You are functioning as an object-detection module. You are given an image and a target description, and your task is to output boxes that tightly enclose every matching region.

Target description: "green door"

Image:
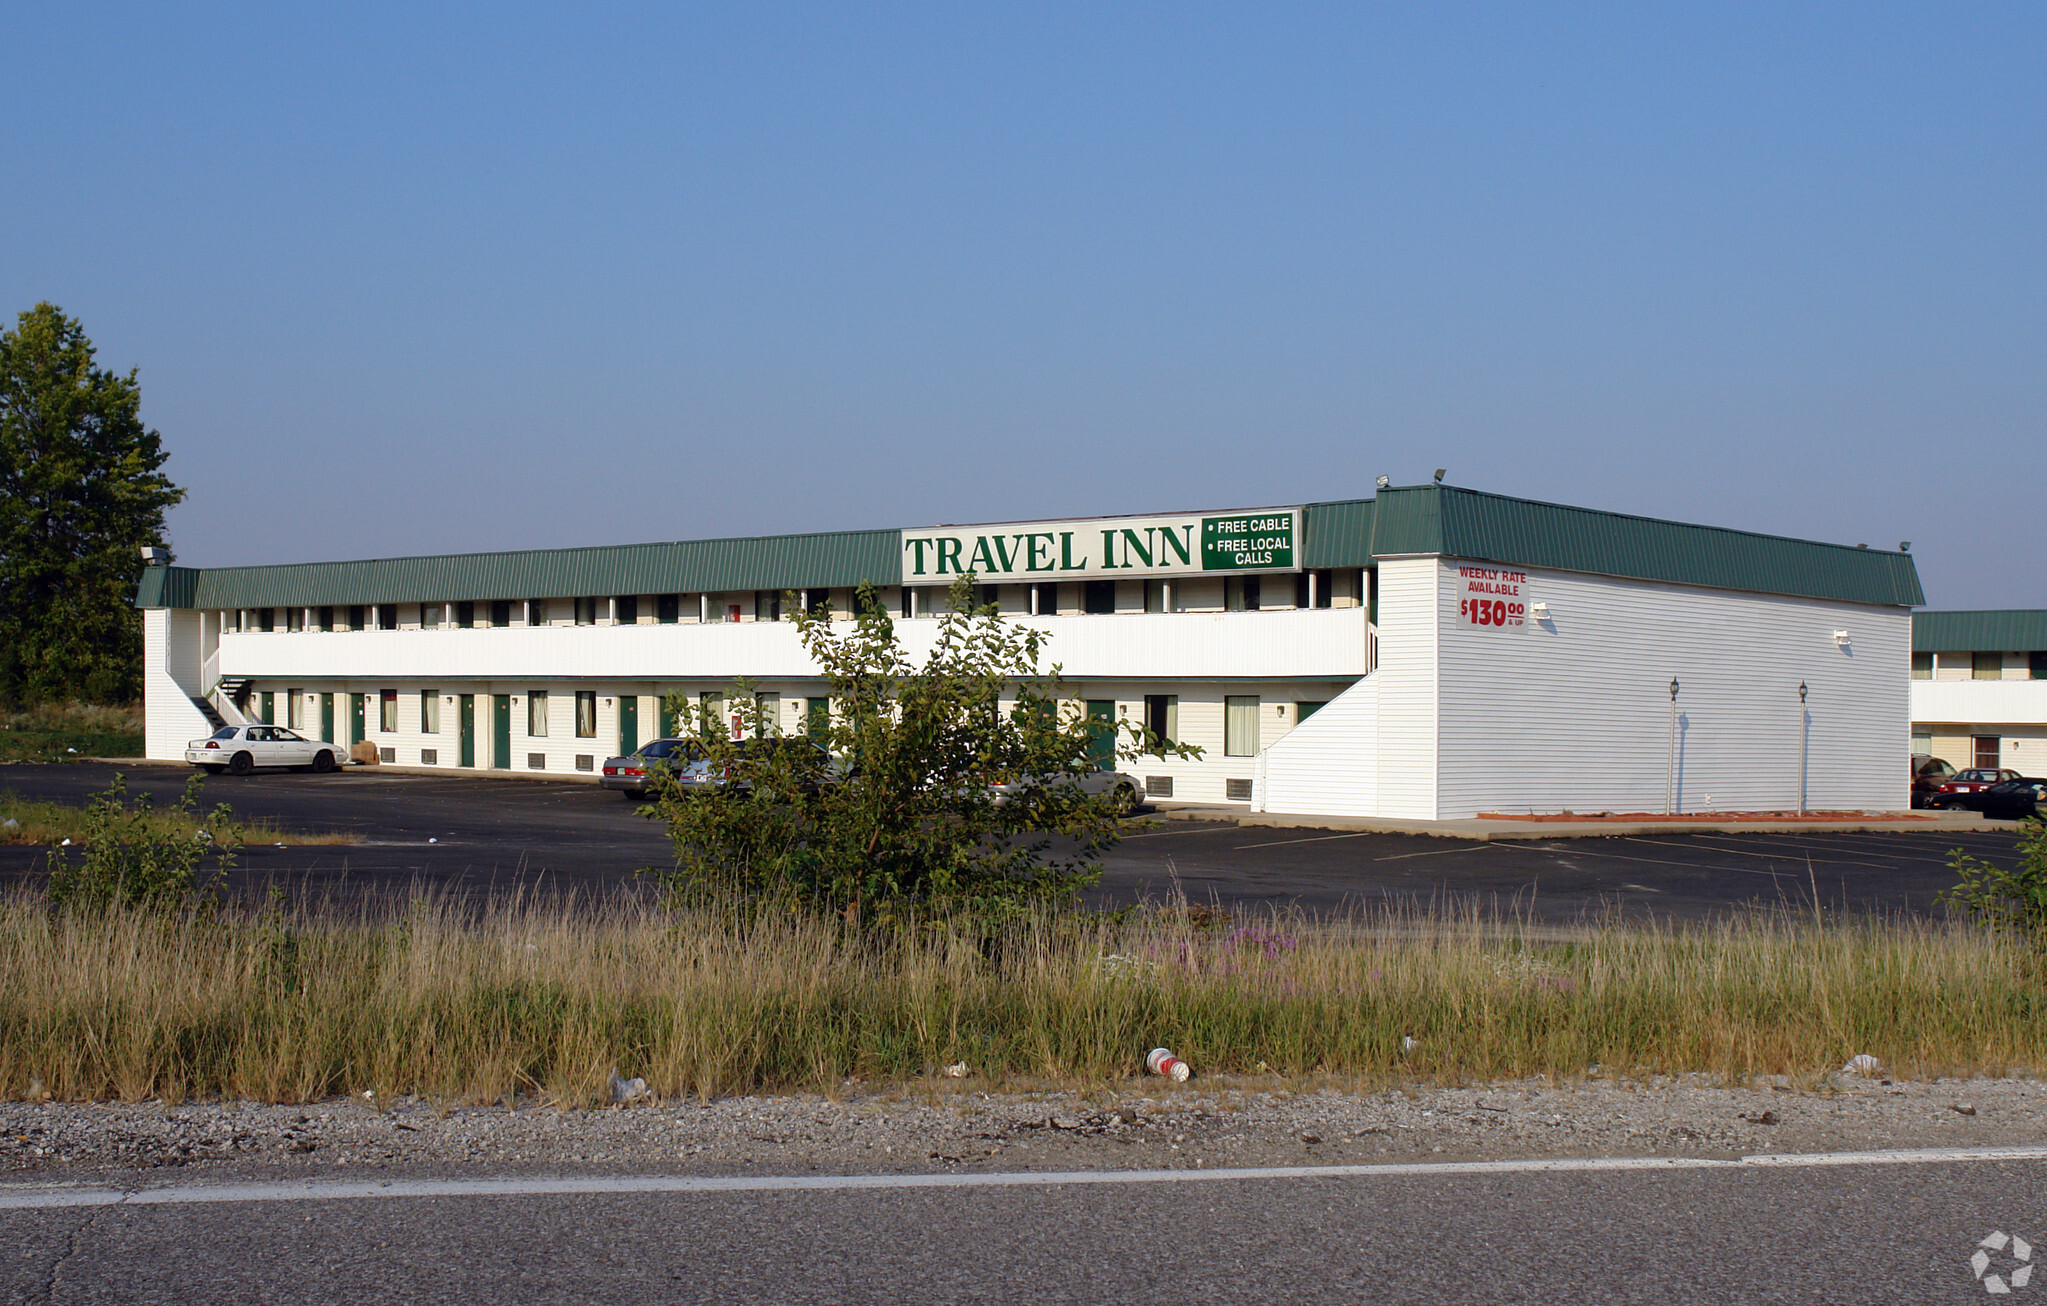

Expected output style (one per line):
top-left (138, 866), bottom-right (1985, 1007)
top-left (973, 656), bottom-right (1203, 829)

top-left (1085, 700), bottom-right (1116, 772)
top-left (619, 696), bottom-right (639, 754)
top-left (350, 694), bottom-right (366, 746)
top-left (320, 693), bottom-right (334, 743)
top-left (459, 695), bottom-right (476, 768)
top-left (492, 695), bottom-right (511, 769)
top-left (260, 691), bottom-right (274, 725)
top-left (806, 697), bottom-right (830, 742)
top-left (659, 696), bottom-right (678, 738)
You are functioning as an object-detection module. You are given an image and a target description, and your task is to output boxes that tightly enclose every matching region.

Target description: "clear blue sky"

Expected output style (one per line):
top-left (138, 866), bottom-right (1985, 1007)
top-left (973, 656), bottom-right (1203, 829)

top-left (4, 4), bottom-right (2041, 607)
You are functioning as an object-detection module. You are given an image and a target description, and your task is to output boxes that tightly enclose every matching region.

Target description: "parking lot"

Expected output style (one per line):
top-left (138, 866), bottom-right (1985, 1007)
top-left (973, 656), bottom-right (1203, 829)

top-left (0, 764), bottom-right (2025, 923)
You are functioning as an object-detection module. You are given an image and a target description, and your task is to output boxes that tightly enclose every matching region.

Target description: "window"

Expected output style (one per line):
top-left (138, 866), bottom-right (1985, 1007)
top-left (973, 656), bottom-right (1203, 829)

top-left (755, 591), bottom-right (781, 622)
top-left (531, 599), bottom-right (552, 626)
top-left (1143, 695), bottom-right (1178, 751)
top-left (258, 607), bottom-right (275, 632)
top-left (1974, 652), bottom-right (2004, 680)
top-left (1313, 569), bottom-right (1333, 609)
top-left (378, 605), bottom-right (396, 631)
top-left (379, 690), bottom-right (397, 733)
top-left (491, 601), bottom-right (511, 628)
top-left (977, 585), bottom-right (999, 610)
top-left (900, 587), bottom-right (914, 618)
top-left (1975, 735), bottom-right (2002, 770)
top-left (657, 594), bottom-right (680, 624)
top-left (1082, 580), bottom-right (1116, 615)
top-left (344, 605), bottom-right (362, 630)
top-left (457, 601), bottom-right (475, 628)
top-left (1911, 731), bottom-right (1932, 755)
top-left (1225, 576), bottom-right (1261, 611)
top-left (575, 597), bottom-right (596, 626)
top-left (616, 595), bottom-right (638, 625)
top-left (1032, 582), bottom-right (1059, 615)
top-left (1911, 652), bottom-right (1933, 680)
top-left (2032, 652), bottom-right (2047, 681)
top-left (420, 691), bottom-right (439, 734)
top-left (575, 691), bottom-right (597, 738)
top-left (286, 690), bottom-right (302, 729)
top-left (754, 692), bottom-right (781, 736)
top-left (700, 691), bottom-right (729, 738)
top-left (528, 691), bottom-right (549, 737)
top-left (1224, 695), bottom-right (1260, 757)
top-left (287, 608), bottom-right (304, 632)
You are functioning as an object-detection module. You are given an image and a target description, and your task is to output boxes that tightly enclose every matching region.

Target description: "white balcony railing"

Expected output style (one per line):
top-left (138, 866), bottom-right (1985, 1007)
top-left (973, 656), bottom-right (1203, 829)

top-left (1910, 678), bottom-right (2047, 727)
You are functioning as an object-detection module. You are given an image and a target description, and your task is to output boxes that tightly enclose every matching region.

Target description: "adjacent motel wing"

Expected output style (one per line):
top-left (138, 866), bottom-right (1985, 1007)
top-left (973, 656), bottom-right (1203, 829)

top-left (137, 484), bottom-right (1925, 821)
top-left (1909, 610), bottom-right (2047, 774)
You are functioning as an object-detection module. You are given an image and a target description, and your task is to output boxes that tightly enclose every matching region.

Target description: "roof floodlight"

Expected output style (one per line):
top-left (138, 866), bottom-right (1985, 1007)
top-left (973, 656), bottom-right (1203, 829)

top-left (1432, 468), bottom-right (1446, 484)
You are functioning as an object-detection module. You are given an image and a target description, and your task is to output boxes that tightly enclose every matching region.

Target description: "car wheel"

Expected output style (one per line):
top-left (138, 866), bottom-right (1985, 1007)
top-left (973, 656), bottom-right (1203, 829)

top-left (226, 751), bottom-right (255, 776)
top-left (1110, 781), bottom-right (1139, 815)
top-left (311, 750), bottom-right (336, 774)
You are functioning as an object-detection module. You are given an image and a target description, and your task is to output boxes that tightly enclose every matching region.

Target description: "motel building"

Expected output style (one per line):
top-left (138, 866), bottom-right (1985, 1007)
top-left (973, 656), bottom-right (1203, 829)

top-left (136, 484), bottom-right (1925, 821)
top-left (1908, 611), bottom-right (2047, 774)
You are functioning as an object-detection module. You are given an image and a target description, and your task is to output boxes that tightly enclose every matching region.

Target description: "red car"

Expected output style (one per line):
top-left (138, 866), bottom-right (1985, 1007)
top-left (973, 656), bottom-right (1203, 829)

top-left (1928, 767), bottom-right (2023, 811)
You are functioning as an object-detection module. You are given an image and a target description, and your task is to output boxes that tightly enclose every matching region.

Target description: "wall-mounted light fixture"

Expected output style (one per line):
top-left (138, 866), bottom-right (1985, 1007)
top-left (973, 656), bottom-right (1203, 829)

top-left (1275, 704), bottom-right (1286, 716)
top-left (1832, 630), bottom-right (1851, 647)
top-left (1531, 602), bottom-right (1549, 619)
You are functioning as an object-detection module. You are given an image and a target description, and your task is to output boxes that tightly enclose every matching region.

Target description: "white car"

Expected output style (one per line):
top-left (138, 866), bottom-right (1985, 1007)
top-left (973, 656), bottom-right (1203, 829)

top-left (187, 725), bottom-right (343, 775)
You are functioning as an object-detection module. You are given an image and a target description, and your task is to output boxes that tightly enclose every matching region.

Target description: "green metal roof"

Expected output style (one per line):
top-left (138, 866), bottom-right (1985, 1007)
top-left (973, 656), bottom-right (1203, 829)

top-left (144, 530), bottom-right (903, 609)
top-left (133, 487), bottom-right (1919, 610)
top-left (1301, 498), bottom-right (1373, 569)
top-left (1913, 610), bottom-right (2047, 652)
top-left (1367, 484), bottom-right (1923, 607)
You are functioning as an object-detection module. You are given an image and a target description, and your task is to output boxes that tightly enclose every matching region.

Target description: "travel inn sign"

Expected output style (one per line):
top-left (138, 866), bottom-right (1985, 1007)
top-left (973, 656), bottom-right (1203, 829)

top-left (901, 509), bottom-right (1301, 583)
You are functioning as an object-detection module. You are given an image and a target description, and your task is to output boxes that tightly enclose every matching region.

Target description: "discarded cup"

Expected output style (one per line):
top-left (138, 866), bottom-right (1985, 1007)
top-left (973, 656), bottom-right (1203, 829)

top-left (1842, 1054), bottom-right (1881, 1075)
top-left (941, 1062), bottom-right (970, 1078)
top-left (1147, 1047), bottom-right (1191, 1082)
top-left (610, 1072), bottom-right (649, 1104)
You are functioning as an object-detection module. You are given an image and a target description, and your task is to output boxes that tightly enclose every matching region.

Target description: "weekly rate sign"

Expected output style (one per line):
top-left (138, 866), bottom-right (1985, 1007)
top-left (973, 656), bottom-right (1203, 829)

top-left (901, 509), bottom-right (1300, 583)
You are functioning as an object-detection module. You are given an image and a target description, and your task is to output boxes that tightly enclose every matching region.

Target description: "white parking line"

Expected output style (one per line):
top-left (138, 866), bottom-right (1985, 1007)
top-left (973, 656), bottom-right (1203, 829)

top-left (1234, 832), bottom-right (1380, 849)
top-left (5, 1146), bottom-right (2044, 1210)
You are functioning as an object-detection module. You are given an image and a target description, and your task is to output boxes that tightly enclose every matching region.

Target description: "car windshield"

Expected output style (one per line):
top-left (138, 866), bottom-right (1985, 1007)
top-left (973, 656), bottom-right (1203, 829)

top-left (641, 740), bottom-right (703, 762)
top-left (210, 727), bottom-right (239, 741)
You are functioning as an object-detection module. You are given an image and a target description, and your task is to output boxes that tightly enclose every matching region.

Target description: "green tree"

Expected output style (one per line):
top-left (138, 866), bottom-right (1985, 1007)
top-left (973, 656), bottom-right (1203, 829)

top-left (0, 303), bottom-right (184, 703)
top-left (646, 574), bottom-right (1198, 918)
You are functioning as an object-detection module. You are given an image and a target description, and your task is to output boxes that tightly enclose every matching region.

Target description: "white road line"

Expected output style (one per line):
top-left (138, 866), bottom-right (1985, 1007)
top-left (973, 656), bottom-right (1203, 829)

top-left (1372, 844), bottom-right (1502, 862)
top-left (1234, 832), bottom-right (1380, 849)
top-left (6, 1146), bottom-right (2042, 1210)
top-left (1118, 826), bottom-right (1246, 840)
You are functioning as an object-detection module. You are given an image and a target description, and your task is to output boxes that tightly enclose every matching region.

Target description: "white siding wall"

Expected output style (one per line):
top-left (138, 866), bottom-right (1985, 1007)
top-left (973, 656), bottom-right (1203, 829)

top-left (143, 608), bottom-right (212, 761)
top-left (1252, 674), bottom-right (1380, 816)
top-left (216, 608), bottom-right (1370, 684)
top-left (1434, 560), bottom-right (1912, 817)
top-left (1370, 558), bottom-right (1441, 819)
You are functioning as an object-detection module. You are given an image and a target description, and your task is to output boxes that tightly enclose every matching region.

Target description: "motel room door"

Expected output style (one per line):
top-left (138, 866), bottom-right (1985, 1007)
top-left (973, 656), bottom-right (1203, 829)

top-left (619, 696), bottom-right (638, 754)
top-left (458, 695), bottom-right (476, 768)
top-left (492, 695), bottom-right (512, 769)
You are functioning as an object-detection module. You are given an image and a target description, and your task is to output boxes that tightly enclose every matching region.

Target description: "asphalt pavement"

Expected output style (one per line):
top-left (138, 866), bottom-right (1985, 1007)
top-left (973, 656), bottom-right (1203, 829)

top-left (5, 1153), bottom-right (2042, 1303)
top-left (0, 763), bottom-right (2023, 922)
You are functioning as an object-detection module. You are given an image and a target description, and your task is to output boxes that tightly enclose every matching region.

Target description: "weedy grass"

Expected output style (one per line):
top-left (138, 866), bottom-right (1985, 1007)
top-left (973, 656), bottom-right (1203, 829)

top-left (0, 793), bottom-right (360, 848)
top-left (0, 702), bottom-right (144, 763)
top-left (0, 891), bottom-right (2039, 1106)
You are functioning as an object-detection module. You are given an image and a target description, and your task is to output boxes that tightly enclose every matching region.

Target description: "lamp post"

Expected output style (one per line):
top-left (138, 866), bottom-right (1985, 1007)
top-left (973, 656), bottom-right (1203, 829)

top-left (1798, 680), bottom-right (1809, 815)
top-left (1666, 677), bottom-right (1680, 816)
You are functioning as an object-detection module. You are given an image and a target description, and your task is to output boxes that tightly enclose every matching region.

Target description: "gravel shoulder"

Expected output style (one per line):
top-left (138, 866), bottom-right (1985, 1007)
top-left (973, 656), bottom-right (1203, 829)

top-left (3, 1073), bottom-right (2039, 1188)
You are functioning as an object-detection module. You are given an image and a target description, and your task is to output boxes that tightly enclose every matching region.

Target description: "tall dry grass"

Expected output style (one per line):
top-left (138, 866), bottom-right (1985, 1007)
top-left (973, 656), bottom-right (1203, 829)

top-left (1, 890), bottom-right (2040, 1105)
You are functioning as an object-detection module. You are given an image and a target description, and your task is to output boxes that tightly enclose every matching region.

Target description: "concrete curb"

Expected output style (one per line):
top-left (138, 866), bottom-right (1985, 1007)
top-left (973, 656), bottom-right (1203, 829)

top-left (1142, 804), bottom-right (2009, 841)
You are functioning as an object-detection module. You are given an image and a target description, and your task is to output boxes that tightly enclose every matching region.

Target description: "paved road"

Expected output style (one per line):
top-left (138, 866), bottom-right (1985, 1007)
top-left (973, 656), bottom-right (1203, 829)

top-left (5, 1153), bottom-right (2041, 1302)
top-left (0, 764), bottom-right (2021, 922)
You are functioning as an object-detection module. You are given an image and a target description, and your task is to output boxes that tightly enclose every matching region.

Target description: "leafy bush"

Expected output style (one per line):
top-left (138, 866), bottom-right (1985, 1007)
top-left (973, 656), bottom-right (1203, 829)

top-left (45, 773), bottom-right (239, 912)
top-left (646, 574), bottom-right (1196, 916)
top-left (1942, 818), bottom-right (2047, 946)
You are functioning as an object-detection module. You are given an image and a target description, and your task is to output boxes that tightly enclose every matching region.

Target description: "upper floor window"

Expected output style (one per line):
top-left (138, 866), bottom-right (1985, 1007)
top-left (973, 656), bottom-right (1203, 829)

top-left (378, 605), bottom-right (397, 631)
top-left (1974, 652), bottom-right (2004, 681)
top-left (616, 595), bottom-right (638, 625)
top-left (1911, 652), bottom-right (1933, 680)
top-left (2033, 651), bottom-right (2047, 680)
top-left (456, 601), bottom-right (475, 628)
top-left (575, 597), bottom-right (597, 626)
top-left (319, 606), bottom-right (336, 632)
top-left (657, 594), bottom-right (681, 624)
top-left (491, 601), bottom-right (512, 628)
top-left (1083, 580), bottom-right (1116, 615)
top-left (347, 605), bottom-right (364, 631)
top-left (1225, 576), bottom-right (1261, 612)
